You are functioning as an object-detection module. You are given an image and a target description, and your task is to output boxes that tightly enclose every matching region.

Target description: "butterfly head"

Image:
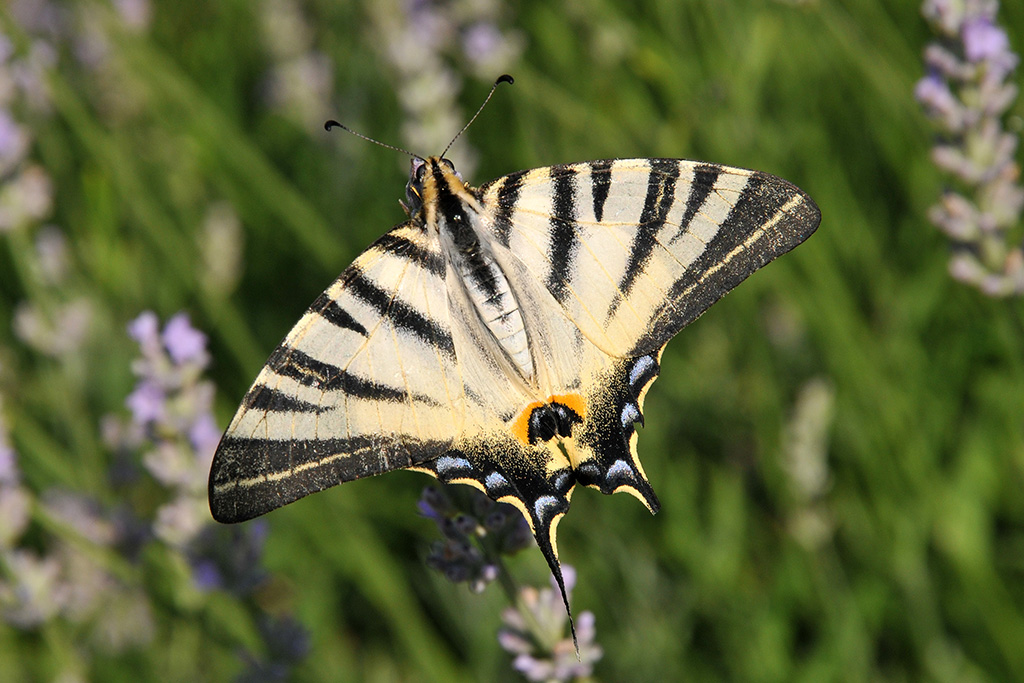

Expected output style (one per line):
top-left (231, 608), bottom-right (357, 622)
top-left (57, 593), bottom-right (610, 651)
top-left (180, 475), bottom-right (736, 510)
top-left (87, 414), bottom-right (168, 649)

top-left (402, 156), bottom-right (466, 218)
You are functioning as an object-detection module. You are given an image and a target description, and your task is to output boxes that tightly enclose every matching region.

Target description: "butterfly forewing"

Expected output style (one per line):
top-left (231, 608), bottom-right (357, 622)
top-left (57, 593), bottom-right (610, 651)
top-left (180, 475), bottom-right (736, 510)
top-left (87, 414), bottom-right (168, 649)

top-left (480, 159), bottom-right (819, 358)
top-left (210, 222), bottom-right (468, 523)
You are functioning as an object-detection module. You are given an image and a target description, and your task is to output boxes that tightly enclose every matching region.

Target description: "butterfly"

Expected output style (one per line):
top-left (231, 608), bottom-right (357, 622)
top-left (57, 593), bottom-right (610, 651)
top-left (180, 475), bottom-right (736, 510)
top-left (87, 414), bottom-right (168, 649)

top-left (208, 76), bottom-right (821, 638)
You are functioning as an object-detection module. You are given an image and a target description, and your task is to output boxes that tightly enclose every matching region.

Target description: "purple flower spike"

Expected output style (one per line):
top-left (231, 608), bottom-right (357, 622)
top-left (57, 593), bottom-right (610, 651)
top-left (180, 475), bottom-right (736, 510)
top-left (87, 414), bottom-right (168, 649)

top-left (420, 484), bottom-right (532, 592)
top-left (498, 563), bottom-right (603, 681)
top-left (188, 412), bottom-right (221, 464)
top-left (915, 73), bottom-right (963, 130)
top-left (161, 313), bottom-right (207, 365)
top-left (190, 558), bottom-right (224, 591)
top-left (0, 438), bottom-right (18, 486)
top-left (0, 34), bottom-right (12, 63)
top-left (125, 379), bottom-right (165, 425)
top-left (463, 23), bottom-right (502, 63)
top-left (918, 0), bottom-right (1024, 296)
top-left (0, 110), bottom-right (29, 175)
top-left (963, 19), bottom-right (1008, 63)
top-left (127, 311), bottom-right (160, 350)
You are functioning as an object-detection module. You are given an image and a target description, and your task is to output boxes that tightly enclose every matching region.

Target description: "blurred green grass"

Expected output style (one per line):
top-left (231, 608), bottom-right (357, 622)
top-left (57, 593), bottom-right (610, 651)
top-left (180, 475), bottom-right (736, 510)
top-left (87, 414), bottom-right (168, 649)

top-left (2, 0), bottom-right (1024, 681)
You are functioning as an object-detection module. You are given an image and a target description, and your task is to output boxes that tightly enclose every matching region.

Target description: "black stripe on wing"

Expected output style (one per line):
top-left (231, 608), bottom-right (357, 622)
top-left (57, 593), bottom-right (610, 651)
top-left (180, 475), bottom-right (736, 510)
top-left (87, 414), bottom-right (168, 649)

top-left (669, 163), bottom-right (721, 246)
top-left (489, 169), bottom-right (528, 247)
top-left (606, 159), bottom-right (681, 319)
top-left (260, 347), bottom-right (442, 406)
top-left (374, 231), bottom-right (447, 277)
top-left (347, 269), bottom-right (456, 357)
top-left (547, 166), bottom-right (580, 304)
top-left (589, 159), bottom-right (613, 222)
top-left (244, 387), bottom-right (324, 413)
top-left (315, 298), bottom-right (368, 336)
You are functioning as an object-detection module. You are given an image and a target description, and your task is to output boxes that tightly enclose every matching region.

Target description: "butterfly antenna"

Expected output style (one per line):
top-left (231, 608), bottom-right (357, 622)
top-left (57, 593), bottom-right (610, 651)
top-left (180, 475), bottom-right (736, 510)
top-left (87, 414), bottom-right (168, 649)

top-left (323, 120), bottom-right (424, 160)
top-left (440, 74), bottom-right (514, 158)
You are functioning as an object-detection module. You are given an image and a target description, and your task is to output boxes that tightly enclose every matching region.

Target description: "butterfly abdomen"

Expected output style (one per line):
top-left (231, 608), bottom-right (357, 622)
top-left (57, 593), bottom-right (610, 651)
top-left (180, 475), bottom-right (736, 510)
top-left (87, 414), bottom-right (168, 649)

top-left (425, 157), bottom-right (536, 382)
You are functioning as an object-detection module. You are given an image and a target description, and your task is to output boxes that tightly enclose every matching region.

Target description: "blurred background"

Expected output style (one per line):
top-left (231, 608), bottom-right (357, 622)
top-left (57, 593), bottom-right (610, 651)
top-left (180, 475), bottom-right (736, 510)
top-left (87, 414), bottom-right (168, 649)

top-left (2, 0), bottom-right (1024, 681)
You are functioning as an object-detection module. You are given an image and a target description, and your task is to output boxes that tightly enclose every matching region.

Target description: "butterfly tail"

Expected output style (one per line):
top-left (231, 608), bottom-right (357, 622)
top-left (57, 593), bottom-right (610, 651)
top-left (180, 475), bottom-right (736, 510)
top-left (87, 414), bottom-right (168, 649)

top-left (533, 522), bottom-right (579, 653)
top-left (419, 443), bottom-right (582, 649)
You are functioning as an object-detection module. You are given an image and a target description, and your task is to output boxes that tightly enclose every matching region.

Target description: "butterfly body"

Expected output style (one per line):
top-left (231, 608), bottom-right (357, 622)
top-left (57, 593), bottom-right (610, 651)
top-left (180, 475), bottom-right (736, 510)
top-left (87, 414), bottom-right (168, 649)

top-left (209, 152), bottom-right (820, 624)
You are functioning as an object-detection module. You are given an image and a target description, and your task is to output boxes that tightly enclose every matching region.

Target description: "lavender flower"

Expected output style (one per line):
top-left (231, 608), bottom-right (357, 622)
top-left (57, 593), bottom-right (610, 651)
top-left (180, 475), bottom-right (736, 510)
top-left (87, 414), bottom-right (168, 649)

top-left (187, 521), bottom-right (270, 595)
top-left (0, 399), bottom-right (30, 549)
top-left (118, 312), bottom-right (311, 675)
top-left (419, 483), bottom-right (532, 593)
top-left (113, 0), bottom-right (153, 32)
top-left (368, 0), bottom-right (523, 174)
top-left (259, 0), bottom-right (335, 131)
top-left (419, 484), bottom-right (600, 678)
top-left (917, 0), bottom-right (1024, 296)
top-left (123, 311), bottom-right (219, 547)
top-left (0, 404), bottom-right (153, 644)
top-left (498, 567), bottom-right (603, 682)
top-left (162, 312), bottom-right (209, 365)
top-left (0, 27), bottom-right (54, 223)
top-left (0, 109), bottom-right (29, 177)
top-left (39, 490), bottom-right (157, 652)
top-left (121, 311), bottom-right (261, 570)
top-left (126, 379), bottom-right (166, 425)
top-left (7, 0), bottom-right (67, 42)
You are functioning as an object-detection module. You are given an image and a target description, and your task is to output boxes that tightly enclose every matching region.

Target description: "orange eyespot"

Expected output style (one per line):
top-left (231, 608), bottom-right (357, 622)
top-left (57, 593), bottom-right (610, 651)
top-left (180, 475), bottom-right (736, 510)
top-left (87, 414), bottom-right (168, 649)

top-left (511, 400), bottom-right (546, 446)
top-left (548, 393), bottom-right (586, 421)
top-left (509, 394), bottom-right (587, 446)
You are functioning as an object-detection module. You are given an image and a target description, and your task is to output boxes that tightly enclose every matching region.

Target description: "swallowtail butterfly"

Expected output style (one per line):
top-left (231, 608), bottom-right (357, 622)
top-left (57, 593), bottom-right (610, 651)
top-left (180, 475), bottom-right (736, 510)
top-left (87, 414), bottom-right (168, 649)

top-left (208, 75), bottom-right (820, 635)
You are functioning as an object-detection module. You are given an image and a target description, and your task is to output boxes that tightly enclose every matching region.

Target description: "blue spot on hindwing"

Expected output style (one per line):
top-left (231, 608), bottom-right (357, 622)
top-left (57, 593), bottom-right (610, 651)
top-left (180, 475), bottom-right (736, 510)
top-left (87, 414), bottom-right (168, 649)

top-left (533, 495), bottom-right (561, 521)
top-left (484, 471), bottom-right (508, 491)
top-left (435, 455), bottom-right (472, 477)
top-left (629, 355), bottom-right (656, 388)
top-left (606, 459), bottom-right (631, 480)
top-left (620, 401), bottom-right (641, 428)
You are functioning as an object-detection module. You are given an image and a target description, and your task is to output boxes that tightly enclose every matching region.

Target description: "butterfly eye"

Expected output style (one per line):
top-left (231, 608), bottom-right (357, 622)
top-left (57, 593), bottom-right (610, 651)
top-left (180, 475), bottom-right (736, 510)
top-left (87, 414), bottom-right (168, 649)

top-left (440, 158), bottom-right (463, 182)
top-left (411, 158), bottom-right (427, 184)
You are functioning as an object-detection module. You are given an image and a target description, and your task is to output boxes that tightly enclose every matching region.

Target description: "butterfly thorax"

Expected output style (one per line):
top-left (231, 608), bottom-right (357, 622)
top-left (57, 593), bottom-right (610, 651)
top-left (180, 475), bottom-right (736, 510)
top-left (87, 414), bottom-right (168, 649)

top-left (411, 157), bottom-right (535, 382)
